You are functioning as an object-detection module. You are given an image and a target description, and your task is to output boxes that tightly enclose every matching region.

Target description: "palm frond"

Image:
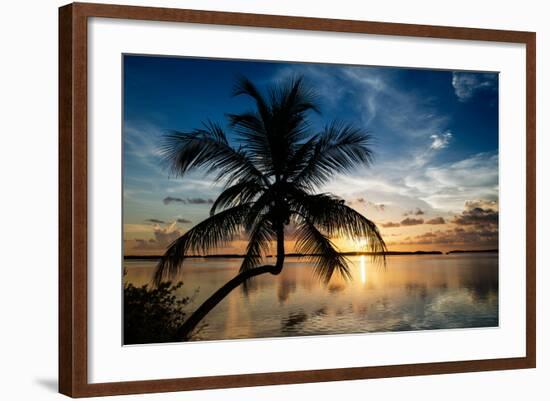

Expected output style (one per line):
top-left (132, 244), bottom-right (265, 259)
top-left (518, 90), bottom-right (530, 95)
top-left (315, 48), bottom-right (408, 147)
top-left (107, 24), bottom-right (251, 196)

top-left (153, 204), bottom-right (251, 286)
top-left (290, 190), bottom-right (387, 263)
top-left (240, 217), bottom-right (274, 273)
top-left (227, 111), bottom-right (274, 174)
top-left (268, 77), bottom-right (319, 174)
top-left (160, 121), bottom-right (265, 187)
top-left (243, 188), bottom-right (277, 231)
top-left (269, 76), bottom-right (320, 117)
top-left (232, 76), bottom-right (272, 124)
top-left (294, 220), bottom-right (351, 283)
top-left (292, 121), bottom-right (375, 190)
top-left (283, 134), bottom-right (319, 181)
top-left (231, 76), bottom-right (320, 178)
top-left (210, 180), bottom-right (265, 215)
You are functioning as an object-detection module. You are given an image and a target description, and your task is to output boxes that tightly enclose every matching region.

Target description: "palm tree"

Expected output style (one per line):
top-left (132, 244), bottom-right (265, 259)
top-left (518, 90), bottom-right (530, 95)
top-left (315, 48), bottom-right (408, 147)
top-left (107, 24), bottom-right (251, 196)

top-left (154, 76), bottom-right (387, 341)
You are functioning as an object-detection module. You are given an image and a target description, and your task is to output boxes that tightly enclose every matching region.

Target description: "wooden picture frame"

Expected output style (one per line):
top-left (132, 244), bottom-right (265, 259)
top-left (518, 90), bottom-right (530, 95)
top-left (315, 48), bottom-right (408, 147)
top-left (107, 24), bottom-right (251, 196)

top-left (59, 2), bottom-right (536, 397)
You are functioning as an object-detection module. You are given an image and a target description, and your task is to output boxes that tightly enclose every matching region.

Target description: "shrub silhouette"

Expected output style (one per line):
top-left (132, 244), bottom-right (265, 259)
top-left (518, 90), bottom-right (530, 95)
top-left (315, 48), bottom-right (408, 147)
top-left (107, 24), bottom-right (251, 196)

top-left (124, 281), bottom-right (196, 344)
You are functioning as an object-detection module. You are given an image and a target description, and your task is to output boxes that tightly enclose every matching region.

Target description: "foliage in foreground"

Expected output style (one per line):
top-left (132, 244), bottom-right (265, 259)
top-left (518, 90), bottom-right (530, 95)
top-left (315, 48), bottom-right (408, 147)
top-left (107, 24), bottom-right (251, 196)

top-left (123, 281), bottom-right (195, 344)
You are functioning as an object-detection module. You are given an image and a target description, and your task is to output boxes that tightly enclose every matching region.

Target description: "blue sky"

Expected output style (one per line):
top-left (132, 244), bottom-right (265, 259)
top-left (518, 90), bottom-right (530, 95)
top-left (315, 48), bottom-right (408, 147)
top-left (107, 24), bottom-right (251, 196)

top-left (123, 54), bottom-right (499, 255)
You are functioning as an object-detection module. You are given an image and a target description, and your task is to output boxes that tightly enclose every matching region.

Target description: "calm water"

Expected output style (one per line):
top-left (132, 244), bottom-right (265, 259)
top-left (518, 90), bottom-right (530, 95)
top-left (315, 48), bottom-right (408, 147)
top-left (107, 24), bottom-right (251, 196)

top-left (124, 254), bottom-right (498, 342)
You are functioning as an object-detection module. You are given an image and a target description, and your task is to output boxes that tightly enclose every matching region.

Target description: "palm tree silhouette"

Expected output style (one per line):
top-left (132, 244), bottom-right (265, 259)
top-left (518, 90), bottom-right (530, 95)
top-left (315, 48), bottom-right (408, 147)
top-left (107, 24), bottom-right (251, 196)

top-left (154, 76), bottom-right (386, 340)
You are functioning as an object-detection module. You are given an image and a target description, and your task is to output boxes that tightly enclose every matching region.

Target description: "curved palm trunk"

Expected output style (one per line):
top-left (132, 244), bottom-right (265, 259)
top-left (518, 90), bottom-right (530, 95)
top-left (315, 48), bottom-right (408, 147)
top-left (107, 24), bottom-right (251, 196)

top-left (173, 224), bottom-right (285, 341)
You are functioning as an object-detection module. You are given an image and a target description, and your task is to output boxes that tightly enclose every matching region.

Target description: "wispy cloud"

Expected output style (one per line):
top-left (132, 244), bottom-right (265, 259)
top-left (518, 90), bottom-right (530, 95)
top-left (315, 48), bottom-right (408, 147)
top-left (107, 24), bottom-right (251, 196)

top-left (452, 72), bottom-right (497, 102)
top-left (274, 63), bottom-right (450, 141)
top-left (405, 152), bottom-right (499, 211)
top-left (124, 123), bottom-right (165, 174)
top-left (342, 67), bottom-right (450, 139)
top-left (325, 150), bottom-right (498, 219)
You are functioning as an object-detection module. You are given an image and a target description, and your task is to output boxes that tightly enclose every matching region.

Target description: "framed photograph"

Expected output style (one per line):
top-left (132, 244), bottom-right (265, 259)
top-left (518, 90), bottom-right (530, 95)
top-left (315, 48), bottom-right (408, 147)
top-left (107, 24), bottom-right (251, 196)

top-left (59, 2), bottom-right (536, 397)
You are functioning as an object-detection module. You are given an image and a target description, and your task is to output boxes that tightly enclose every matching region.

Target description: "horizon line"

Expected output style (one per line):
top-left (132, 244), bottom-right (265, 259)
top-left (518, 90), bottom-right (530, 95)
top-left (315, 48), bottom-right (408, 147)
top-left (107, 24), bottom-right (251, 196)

top-left (124, 249), bottom-right (499, 259)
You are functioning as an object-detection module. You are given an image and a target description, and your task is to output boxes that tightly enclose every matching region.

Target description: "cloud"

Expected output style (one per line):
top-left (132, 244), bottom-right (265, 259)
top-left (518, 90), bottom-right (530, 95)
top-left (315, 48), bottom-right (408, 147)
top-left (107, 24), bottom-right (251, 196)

top-left (133, 221), bottom-right (182, 251)
top-left (163, 196), bottom-right (214, 205)
top-left (276, 63), bottom-right (450, 142)
top-left (187, 198), bottom-right (214, 204)
top-left (274, 64), bottom-right (496, 217)
top-left (452, 72), bottom-right (497, 102)
top-left (341, 67), bottom-right (450, 139)
top-left (452, 207), bottom-right (498, 226)
top-left (353, 198), bottom-right (385, 212)
top-left (404, 208), bottom-right (425, 216)
top-left (426, 217), bottom-right (446, 225)
top-left (401, 200), bottom-right (498, 247)
top-left (410, 131), bottom-right (453, 169)
top-left (451, 199), bottom-right (498, 227)
top-left (416, 232), bottom-right (437, 239)
top-left (123, 123), bottom-right (165, 175)
top-left (381, 221), bottom-right (401, 228)
top-left (324, 151), bottom-right (498, 226)
top-left (407, 152), bottom-right (499, 211)
top-left (145, 218), bottom-right (165, 224)
top-left (464, 199), bottom-right (498, 211)
top-left (403, 226), bottom-right (498, 246)
top-left (176, 218), bottom-right (192, 224)
top-left (163, 196), bottom-right (186, 205)
top-left (400, 217), bottom-right (424, 226)
top-left (430, 132), bottom-right (453, 150)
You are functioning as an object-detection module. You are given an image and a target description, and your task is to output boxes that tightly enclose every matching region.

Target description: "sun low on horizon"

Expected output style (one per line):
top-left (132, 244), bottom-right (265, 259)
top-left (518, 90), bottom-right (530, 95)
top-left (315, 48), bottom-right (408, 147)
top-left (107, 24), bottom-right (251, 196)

top-left (123, 55), bottom-right (498, 257)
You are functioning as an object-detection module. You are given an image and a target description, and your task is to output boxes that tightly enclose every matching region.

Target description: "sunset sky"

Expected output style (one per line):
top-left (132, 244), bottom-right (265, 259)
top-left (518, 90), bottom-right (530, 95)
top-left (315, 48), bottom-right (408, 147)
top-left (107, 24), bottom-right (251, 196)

top-left (123, 55), bottom-right (499, 256)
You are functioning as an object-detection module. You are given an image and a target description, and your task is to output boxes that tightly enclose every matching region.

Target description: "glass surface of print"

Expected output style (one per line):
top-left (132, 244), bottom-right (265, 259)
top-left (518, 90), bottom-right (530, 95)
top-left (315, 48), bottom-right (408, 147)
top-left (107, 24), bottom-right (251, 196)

top-left (123, 55), bottom-right (499, 345)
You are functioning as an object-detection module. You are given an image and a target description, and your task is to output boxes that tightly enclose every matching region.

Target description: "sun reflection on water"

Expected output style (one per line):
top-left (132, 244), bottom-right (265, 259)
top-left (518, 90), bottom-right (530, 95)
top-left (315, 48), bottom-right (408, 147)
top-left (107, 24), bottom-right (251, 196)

top-left (359, 255), bottom-right (367, 284)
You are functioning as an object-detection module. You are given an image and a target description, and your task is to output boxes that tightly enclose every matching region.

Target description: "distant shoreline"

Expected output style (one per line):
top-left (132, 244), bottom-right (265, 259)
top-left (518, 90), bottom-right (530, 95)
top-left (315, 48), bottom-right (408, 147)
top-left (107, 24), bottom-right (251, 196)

top-left (446, 249), bottom-right (498, 254)
top-left (124, 249), bottom-right (498, 260)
